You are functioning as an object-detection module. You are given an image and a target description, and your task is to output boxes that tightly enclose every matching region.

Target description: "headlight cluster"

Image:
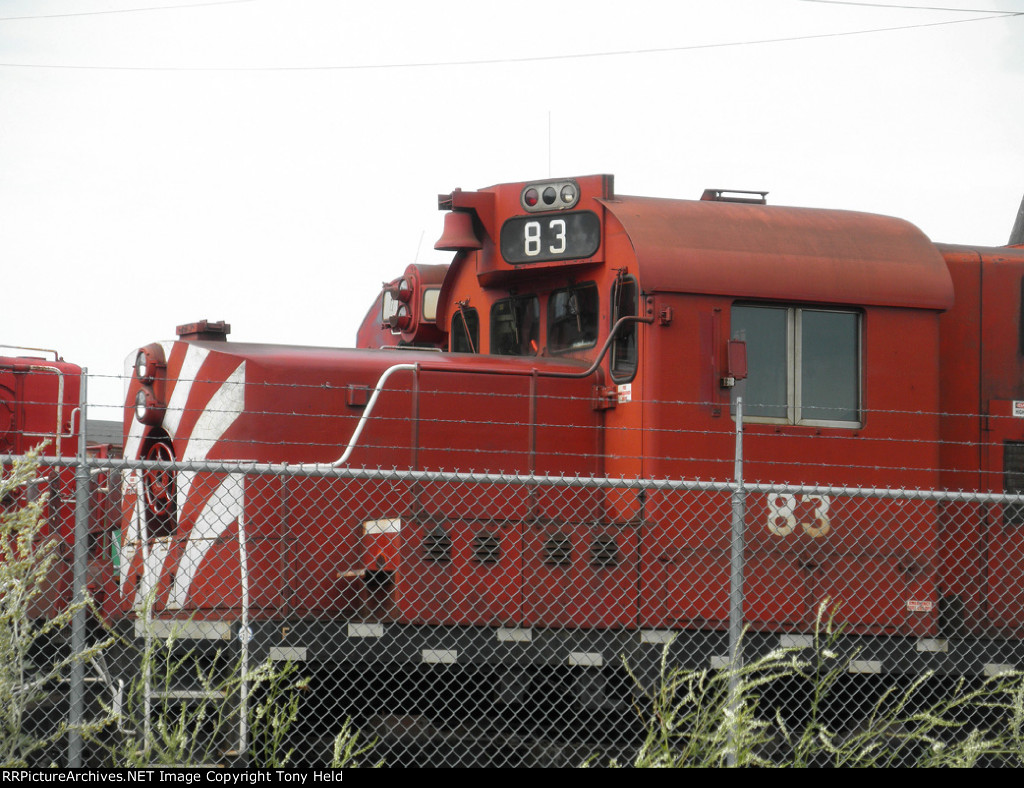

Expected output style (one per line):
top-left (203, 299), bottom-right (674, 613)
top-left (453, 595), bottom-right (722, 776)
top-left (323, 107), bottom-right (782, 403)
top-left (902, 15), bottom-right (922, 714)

top-left (133, 344), bottom-right (166, 425)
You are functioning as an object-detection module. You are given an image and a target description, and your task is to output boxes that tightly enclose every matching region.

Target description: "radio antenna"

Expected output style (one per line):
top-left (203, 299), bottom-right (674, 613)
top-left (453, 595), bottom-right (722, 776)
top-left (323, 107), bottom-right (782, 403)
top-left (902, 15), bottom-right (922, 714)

top-left (548, 111), bottom-right (552, 177)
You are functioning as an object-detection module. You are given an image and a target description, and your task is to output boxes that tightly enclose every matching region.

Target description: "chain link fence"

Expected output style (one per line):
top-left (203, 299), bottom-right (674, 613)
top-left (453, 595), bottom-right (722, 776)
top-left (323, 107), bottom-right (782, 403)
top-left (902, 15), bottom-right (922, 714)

top-left (6, 376), bottom-right (1024, 767)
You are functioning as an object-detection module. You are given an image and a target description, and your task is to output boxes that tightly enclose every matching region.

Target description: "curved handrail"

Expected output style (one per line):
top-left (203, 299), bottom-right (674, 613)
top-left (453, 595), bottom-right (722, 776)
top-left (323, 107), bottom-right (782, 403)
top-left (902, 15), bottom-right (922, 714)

top-left (298, 363), bottom-right (417, 470)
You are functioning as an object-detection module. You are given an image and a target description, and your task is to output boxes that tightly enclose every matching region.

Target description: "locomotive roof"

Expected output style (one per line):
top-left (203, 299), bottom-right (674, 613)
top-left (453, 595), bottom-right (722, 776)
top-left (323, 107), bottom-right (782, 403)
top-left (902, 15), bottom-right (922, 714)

top-left (600, 196), bottom-right (954, 311)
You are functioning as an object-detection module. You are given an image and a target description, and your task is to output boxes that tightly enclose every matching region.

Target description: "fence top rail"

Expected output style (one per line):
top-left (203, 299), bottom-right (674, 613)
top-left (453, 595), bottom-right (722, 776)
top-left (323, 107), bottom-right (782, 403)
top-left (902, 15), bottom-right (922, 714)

top-left (6, 452), bottom-right (1024, 505)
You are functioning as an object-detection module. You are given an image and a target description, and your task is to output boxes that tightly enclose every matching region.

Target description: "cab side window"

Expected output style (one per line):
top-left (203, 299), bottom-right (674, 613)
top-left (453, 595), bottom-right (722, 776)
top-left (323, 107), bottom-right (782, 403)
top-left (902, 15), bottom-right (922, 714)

top-left (610, 275), bottom-right (638, 382)
top-left (731, 304), bottom-right (860, 427)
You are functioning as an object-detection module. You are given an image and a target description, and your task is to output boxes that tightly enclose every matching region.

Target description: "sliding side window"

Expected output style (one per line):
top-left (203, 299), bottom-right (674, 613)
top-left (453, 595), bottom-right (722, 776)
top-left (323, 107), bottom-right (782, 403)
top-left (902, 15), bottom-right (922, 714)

top-left (731, 305), bottom-right (860, 427)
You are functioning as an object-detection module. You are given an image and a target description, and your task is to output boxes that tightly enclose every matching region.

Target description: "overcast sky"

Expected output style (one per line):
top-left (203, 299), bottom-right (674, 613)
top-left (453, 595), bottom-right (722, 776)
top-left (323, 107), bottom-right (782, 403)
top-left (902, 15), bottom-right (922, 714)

top-left (1, 0), bottom-right (1022, 418)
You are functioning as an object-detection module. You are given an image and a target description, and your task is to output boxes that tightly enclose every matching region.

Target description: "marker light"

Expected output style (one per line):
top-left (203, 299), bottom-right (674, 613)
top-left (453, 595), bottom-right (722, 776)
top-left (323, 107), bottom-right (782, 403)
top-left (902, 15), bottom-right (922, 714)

top-left (519, 179), bottom-right (580, 212)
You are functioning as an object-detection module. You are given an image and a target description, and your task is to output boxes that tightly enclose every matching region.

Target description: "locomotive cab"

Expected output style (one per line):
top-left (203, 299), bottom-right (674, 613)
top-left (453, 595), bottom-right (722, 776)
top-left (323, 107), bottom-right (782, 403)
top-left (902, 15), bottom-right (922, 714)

top-left (428, 174), bottom-right (955, 634)
top-left (430, 175), bottom-right (952, 475)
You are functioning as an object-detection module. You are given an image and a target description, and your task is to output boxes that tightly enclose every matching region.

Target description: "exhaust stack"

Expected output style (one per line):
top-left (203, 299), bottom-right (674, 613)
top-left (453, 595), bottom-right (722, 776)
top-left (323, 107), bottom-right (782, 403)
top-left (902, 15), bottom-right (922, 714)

top-left (1010, 193), bottom-right (1024, 247)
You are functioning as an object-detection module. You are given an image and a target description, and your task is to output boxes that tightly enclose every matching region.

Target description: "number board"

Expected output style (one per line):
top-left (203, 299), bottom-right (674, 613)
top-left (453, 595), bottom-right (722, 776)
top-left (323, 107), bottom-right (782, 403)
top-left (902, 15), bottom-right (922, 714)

top-left (499, 211), bottom-right (601, 265)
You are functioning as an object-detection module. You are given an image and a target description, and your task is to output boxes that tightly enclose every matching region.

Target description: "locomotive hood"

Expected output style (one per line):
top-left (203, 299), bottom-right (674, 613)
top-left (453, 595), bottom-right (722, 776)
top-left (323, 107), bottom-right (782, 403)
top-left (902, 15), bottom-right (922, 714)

top-left (599, 196), bottom-right (954, 311)
top-left (123, 340), bottom-right (596, 466)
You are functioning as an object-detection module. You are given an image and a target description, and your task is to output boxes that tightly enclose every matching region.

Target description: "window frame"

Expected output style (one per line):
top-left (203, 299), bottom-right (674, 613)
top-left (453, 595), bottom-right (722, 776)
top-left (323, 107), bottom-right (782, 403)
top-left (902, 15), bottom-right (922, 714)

top-left (731, 304), bottom-right (862, 429)
top-left (1004, 441), bottom-right (1024, 527)
top-left (422, 288), bottom-right (441, 323)
top-left (610, 274), bottom-right (639, 383)
top-left (490, 294), bottom-right (540, 356)
top-left (546, 281), bottom-right (599, 355)
top-left (450, 306), bottom-right (479, 354)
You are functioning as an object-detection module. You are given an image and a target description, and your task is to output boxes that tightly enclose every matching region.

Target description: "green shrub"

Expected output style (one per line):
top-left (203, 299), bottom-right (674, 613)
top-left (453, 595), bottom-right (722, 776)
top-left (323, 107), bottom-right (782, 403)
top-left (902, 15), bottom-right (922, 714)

top-left (625, 606), bottom-right (1024, 768)
top-left (0, 449), bottom-right (110, 766)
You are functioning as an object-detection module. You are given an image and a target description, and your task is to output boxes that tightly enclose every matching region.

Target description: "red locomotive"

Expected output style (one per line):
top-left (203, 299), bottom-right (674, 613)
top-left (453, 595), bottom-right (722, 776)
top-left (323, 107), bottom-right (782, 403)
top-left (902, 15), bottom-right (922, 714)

top-left (113, 174), bottom-right (1024, 723)
top-left (0, 349), bottom-right (82, 462)
top-left (0, 349), bottom-right (119, 617)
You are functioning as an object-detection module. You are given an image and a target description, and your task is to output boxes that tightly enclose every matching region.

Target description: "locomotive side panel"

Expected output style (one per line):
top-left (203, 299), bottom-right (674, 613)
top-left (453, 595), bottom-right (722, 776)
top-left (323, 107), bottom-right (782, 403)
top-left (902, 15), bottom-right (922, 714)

top-left (951, 245), bottom-right (1024, 633)
top-left (636, 272), bottom-right (944, 635)
top-left (394, 368), bottom-right (530, 625)
top-left (935, 245), bottom-right (1024, 636)
top-left (392, 368), bottom-right (622, 627)
top-left (934, 250), bottom-right (987, 635)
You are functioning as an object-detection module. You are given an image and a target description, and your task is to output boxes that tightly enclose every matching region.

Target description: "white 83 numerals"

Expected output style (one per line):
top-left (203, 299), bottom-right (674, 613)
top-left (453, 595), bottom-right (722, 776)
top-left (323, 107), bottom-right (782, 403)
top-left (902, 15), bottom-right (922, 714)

top-left (766, 493), bottom-right (831, 537)
top-left (523, 219), bottom-right (567, 257)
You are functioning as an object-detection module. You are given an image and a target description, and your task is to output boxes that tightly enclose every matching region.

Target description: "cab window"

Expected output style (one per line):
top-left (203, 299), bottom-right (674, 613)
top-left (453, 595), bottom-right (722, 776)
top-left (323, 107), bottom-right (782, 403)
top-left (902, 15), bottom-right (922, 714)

top-left (451, 307), bottom-right (479, 353)
top-left (423, 288), bottom-right (441, 322)
top-left (731, 304), bottom-right (861, 427)
top-left (610, 275), bottom-right (638, 382)
top-left (548, 282), bottom-right (598, 354)
top-left (491, 296), bottom-right (539, 356)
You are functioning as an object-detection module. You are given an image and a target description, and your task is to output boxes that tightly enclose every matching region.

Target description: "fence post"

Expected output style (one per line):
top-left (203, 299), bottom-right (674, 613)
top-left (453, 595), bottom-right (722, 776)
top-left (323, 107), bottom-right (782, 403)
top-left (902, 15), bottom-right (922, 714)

top-left (727, 396), bottom-right (746, 767)
top-left (68, 370), bottom-right (89, 767)
top-left (237, 500), bottom-right (250, 765)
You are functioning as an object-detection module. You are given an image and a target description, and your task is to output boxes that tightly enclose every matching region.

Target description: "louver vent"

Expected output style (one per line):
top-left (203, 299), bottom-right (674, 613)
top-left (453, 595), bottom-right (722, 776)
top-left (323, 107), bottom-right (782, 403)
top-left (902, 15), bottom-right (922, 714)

top-left (590, 535), bottom-right (619, 568)
top-left (423, 526), bottom-right (452, 562)
top-left (472, 532), bottom-right (501, 564)
top-left (543, 533), bottom-right (572, 567)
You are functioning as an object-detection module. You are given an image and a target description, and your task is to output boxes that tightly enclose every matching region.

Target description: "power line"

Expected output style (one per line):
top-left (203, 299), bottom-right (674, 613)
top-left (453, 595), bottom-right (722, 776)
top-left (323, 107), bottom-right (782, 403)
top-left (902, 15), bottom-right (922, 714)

top-left (801, 1), bottom-right (1019, 12)
top-left (0, 8), bottom-right (1019, 71)
top-left (0, 0), bottom-right (255, 22)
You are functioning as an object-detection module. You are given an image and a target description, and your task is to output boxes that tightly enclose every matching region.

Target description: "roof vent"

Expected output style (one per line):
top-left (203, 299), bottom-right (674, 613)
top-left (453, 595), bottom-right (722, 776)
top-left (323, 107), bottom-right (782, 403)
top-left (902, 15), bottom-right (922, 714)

top-left (700, 189), bottom-right (768, 205)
